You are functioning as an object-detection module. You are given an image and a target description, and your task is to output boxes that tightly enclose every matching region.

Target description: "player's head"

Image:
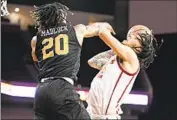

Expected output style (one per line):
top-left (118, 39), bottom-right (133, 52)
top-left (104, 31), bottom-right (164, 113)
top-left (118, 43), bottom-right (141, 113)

top-left (126, 25), bottom-right (163, 68)
top-left (31, 2), bottom-right (71, 31)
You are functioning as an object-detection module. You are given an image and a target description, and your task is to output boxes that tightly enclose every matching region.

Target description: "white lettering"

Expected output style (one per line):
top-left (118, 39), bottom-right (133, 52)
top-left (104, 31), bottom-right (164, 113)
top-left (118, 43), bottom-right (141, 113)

top-left (40, 26), bottom-right (68, 36)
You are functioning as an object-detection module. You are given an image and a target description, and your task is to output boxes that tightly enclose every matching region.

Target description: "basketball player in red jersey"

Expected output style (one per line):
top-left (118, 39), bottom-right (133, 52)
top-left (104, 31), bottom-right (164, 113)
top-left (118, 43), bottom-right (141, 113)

top-left (86, 25), bottom-right (163, 119)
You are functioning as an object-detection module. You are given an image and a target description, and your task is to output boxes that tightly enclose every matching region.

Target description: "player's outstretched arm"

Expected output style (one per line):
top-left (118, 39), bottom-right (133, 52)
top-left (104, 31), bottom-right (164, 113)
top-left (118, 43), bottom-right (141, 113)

top-left (88, 50), bottom-right (115, 70)
top-left (31, 36), bottom-right (40, 69)
top-left (74, 22), bottom-right (115, 46)
top-left (31, 36), bottom-right (38, 62)
top-left (98, 28), bottom-right (135, 63)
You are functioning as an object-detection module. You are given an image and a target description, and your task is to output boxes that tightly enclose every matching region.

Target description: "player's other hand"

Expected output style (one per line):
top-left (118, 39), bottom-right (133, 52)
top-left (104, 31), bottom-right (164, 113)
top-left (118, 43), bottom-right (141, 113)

top-left (99, 22), bottom-right (116, 35)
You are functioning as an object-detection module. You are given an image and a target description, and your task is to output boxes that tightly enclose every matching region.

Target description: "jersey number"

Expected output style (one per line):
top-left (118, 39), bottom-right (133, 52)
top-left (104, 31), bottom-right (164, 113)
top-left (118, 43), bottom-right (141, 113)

top-left (42, 34), bottom-right (69, 60)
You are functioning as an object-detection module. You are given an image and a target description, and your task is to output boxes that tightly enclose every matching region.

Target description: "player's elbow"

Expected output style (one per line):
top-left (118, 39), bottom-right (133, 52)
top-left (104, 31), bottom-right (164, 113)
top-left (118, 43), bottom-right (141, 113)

top-left (87, 59), bottom-right (101, 70)
top-left (87, 59), bottom-right (93, 67)
top-left (88, 60), bottom-right (95, 69)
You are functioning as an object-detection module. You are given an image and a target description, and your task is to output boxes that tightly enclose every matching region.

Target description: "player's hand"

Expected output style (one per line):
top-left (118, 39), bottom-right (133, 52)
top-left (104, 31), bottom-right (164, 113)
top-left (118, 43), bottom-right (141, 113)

top-left (104, 23), bottom-right (116, 35)
top-left (99, 23), bottom-right (116, 35)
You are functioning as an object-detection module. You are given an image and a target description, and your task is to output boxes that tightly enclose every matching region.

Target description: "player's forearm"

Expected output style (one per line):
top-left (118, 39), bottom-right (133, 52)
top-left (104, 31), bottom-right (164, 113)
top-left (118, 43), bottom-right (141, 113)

top-left (84, 23), bottom-right (106, 38)
top-left (74, 22), bottom-right (114, 46)
top-left (98, 29), bottom-right (128, 61)
top-left (84, 22), bottom-right (113, 38)
top-left (84, 23), bottom-right (99, 37)
top-left (99, 30), bottom-right (120, 52)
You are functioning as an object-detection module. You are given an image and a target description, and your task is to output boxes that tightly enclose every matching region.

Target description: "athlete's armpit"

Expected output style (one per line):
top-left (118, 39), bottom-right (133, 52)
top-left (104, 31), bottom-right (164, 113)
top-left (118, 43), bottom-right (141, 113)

top-left (88, 50), bottom-right (115, 70)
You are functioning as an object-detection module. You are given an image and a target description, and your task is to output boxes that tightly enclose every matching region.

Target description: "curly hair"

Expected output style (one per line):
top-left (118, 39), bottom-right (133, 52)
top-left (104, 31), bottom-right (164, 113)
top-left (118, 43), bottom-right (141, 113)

top-left (132, 31), bottom-right (163, 68)
top-left (31, 2), bottom-right (72, 31)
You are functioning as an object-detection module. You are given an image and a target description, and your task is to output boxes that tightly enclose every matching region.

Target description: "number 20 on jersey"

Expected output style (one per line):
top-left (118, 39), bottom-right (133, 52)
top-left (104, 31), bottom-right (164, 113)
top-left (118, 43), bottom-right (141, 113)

top-left (42, 34), bottom-right (69, 60)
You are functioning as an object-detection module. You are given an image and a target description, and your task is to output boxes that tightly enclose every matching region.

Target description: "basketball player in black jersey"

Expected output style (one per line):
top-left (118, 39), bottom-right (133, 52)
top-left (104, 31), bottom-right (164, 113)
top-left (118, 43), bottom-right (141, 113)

top-left (30, 2), bottom-right (115, 120)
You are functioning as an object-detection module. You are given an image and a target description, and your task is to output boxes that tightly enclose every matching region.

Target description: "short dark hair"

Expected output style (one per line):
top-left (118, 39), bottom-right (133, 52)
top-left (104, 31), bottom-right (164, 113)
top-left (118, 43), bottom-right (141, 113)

top-left (31, 2), bottom-right (72, 31)
top-left (133, 31), bottom-right (163, 68)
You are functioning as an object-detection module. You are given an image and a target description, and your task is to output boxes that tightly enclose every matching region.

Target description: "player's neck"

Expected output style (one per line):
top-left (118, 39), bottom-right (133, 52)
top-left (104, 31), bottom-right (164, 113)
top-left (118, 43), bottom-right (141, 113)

top-left (122, 40), bottom-right (133, 48)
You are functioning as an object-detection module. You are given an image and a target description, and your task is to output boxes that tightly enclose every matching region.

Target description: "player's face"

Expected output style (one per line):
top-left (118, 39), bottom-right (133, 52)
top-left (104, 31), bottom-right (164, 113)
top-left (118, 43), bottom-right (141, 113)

top-left (126, 30), bottom-right (142, 49)
top-left (126, 25), bottom-right (151, 51)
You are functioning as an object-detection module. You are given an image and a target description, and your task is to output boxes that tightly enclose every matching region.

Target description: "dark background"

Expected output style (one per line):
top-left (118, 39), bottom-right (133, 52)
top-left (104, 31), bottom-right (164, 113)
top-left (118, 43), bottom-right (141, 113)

top-left (1, 0), bottom-right (177, 120)
top-left (8, 0), bottom-right (115, 15)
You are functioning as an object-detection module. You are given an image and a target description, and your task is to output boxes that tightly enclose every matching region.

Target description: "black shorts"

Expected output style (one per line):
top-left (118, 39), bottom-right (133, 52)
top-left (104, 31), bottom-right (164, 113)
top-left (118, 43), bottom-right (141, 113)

top-left (34, 78), bottom-right (90, 120)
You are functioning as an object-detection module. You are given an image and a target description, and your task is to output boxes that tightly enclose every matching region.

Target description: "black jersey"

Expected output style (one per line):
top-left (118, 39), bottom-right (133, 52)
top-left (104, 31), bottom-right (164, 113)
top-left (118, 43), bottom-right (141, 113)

top-left (35, 24), bottom-right (81, 81)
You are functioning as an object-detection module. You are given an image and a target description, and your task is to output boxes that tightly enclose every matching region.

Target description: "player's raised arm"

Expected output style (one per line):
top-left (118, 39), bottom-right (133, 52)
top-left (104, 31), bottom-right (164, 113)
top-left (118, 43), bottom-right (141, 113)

top-left (74, 22), bottom-right (115, 46)
top-left (31, 36), bottom-right (40, 69)
top-left (88, 50), bottom-right (115, 70)
top-left (98, 27), bottom-right (135, 63)
top-left (31, 36), bottom-right (38, 62)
